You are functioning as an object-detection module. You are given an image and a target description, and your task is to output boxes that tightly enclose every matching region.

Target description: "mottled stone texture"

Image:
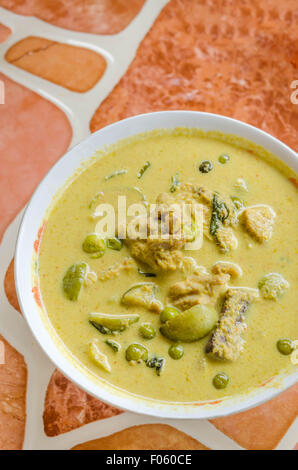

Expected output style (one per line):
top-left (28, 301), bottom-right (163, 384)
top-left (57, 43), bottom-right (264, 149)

top-left (0, 23), bottom-right (10, 42)
top-left (0, 0), bottom-right (146, 34)
top-left (0, 73), bottom-right (72, 241)
top-left (0, 336), bottom-right (27, 450)
top-left (211, 384), bottom-right (298, 450)
top-left (43, 370), bottom-right (122, 437)
top-left (1, 0), bottom-right (297, 450)
top-left (91, 0), bottom-right (298, 151)
top-left (72, 424), bottom-right (209, 450)
top-left (4, 259), bottom-right (21, 314)
top-left (5, 37), bottom-right (107, 92)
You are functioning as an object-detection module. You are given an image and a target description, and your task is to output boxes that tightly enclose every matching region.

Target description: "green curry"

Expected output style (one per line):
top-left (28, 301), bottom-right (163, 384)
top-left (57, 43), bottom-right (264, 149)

top-left (38, 130), bottom-right (297, 402)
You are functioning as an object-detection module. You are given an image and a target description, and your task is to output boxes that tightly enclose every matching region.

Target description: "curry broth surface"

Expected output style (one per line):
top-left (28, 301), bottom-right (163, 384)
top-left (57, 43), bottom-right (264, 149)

top-left (38, 131), bottom-right (297, 402)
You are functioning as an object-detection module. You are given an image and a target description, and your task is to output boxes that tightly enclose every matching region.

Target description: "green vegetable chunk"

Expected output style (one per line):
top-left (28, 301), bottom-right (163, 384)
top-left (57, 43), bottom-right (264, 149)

top-left (218, 154), bottom-right (230, 164)
top-left (213, 373), bottom-right (229, 389)
top-left (258, 273), bottom-right (289, 300)
top-left (90, 322), bottom-right (111, 335)
top-left (82, 234), bottom-right (105, 257)
top-left (139, 322), bottom-right (156, 339)
top-left (62, 262), bottom-right (88, 301)
top-left (107, 237), bottom-right (123, 251)
top-left (121, 282), bottom-right (163, 313)
top-left (160, 306), bottom-right (180, 323)
top-left (105, 339), bottom-right (121, 352)
top-left (89, 312), bottom-right (139, 333)
top-left (168, 344), bottom-right (184, 360)
top-left (125, 343), bottom-right (148, 362)
top-left (277, 339), bottom-right (294, 356)
top-left (199, 160), bottom-right (213, 173)
top-left (89, 340), bottom-right (111, 372)
top-left (160, 305), bottom-right (218, 342)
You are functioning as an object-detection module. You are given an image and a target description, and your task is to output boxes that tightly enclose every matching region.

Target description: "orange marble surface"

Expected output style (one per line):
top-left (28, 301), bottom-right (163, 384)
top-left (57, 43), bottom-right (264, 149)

top-left (0, 73), bottom-right (72, 242)
top-left (1, 0), bottom-right (297, 451)
top-left (0, 0), bottom-right (146, 35)
top-left (6, 37), bottom-right (107, 92)
top-left (211, 384), bottom-right (298, 450)
top-left (72, 424), bottom-right (209, 450)
top-left (0, 336), bottom-right (27, 450)
top-left (43, 369), bottom-right (121, 437)
top-left (0, 23), bottom-right (10, 42)
top-left (4, 259), bottom-right (20, 314)
top-left (91, 0), bottom-right (298, 152)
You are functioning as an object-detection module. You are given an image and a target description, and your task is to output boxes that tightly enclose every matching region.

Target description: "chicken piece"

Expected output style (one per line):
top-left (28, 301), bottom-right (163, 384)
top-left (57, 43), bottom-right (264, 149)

top-left (155, 192), bottom-right (175, 205)
top-left (180, 257), bottom-right (208, 276)
top-left (168, 271), bottom-right (230, 311)
top-left (126, 237), bottom-right (184, 271)
top-left (98, 257), bottom-right (135, 281)
top-left (125, 193), bottom-right (186, 271)
top-left (242, 205), bottom-right (276, 242)
top-left (205, 287), bottom-right (259, 361)
top-left (211, 261), bottom-right (242, 278)
top-left (176, 183), bottom-right (213, 206)
top-left (215, 226), bottom-right (238, 252)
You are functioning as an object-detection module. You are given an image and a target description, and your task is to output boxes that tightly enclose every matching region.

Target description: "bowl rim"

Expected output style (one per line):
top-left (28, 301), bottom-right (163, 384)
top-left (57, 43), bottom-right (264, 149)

top-left (15, 110), bottom-right (298, 419)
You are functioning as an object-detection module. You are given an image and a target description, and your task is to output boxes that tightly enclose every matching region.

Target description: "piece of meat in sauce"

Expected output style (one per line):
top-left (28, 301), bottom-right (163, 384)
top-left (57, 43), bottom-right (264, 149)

top-left (205, 287), bottom-right (259, 361)
top-left (125, 193), bottom-right (186, 271)
top-left (242, 205), bottom-right (276, 242)
top-left (167, 270), bottom-right (230, 311)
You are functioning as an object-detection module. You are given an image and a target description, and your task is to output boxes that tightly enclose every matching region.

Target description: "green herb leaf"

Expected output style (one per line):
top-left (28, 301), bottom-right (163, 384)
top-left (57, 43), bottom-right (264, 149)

top-left (105, 339), bottom-right (121, 352)
top-left (170, 172), bottom-right (180, 193)
top-left (105, 169), bottom-right (128, 181)
top-left (210, 193), bottom-right (229, 237)
top-left (137, 161), bottom-right (151, 179)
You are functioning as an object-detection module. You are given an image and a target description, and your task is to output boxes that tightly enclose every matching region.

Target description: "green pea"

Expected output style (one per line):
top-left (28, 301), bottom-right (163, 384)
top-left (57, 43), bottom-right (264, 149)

top-left (160, 306), bottom-right (180, 323)
top-left (218, 154), bottom-right (230, 164)
top-left (277, 339), bottom-right (294, 356)
top-left (62, 262), bottom-right (87, 301)
top-left (213, 373), bottom-right (229, 389)
top-left (231, 196), bottom-right (244, 211)
top-left (125, 343), bottom-right (148, 362)
top-left (139, 323), bottom-right (156, 340)
top-left (107, 237), bottom-right (123, 251)
top-left (199, 160), bottom-right (213, 173)
top-left (82, 234), bottom-right (105, 256)
top-left (168, 344), bottom-right (184, 360)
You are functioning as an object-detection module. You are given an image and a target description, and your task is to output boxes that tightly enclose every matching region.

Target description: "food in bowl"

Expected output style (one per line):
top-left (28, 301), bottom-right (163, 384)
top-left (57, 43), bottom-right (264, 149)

top-left (37, 128), bottom-right (297, 403)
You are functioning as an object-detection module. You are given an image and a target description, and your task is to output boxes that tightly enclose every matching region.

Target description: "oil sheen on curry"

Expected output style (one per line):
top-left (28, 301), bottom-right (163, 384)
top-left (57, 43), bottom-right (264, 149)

top-left (38, 129), bottom-right (297, 402)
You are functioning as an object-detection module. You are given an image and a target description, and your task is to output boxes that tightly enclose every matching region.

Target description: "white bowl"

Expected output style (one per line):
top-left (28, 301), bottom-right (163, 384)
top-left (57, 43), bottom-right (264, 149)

top-left (15, 111), bottom-right (298, 419)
